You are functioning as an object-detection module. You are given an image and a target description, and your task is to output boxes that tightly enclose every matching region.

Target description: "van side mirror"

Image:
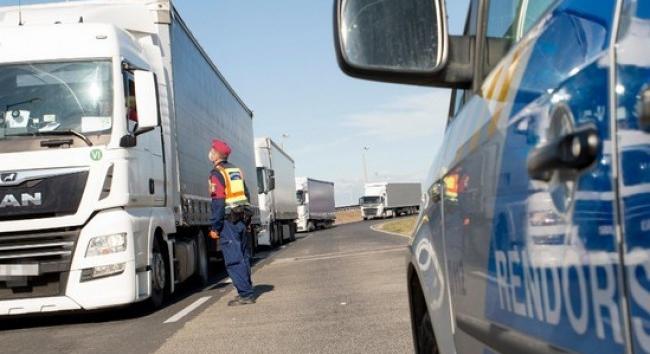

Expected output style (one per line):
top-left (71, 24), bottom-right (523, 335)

top-left (133, 70), bottom-right (159, 136)
top-left (268, 169), bottom-right (276, 191)
top-left (334, 0), bottom-right (473, 88)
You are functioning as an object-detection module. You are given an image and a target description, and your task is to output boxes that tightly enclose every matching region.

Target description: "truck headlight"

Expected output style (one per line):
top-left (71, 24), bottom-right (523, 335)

top-left (529, 211), bottom-right (564, 227)
top-left (86, 233), bottom-right (127, 257)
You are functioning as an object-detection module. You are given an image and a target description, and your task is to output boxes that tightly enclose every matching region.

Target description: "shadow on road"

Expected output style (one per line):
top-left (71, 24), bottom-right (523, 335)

top-left (253, 284), bottom-right (274, 300)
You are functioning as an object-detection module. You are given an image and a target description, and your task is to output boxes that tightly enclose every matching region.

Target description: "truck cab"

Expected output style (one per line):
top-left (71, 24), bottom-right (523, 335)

top-left (360, 184), bottom-right (386, 220)
top-left (335, 0), bottom-right (650, 353)
top-left (0, 11), bottom-right (168, 314)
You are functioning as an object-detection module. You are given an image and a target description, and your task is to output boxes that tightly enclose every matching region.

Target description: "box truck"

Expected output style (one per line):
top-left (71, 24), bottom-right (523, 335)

top-left (295, 177), bottom-right (335, 232)
top-left (0, 0), bottom-right (259, 315)
top-left (255, 138), bottom-right (297, 247)
top-left (360, 182), bottom-right (421, 220)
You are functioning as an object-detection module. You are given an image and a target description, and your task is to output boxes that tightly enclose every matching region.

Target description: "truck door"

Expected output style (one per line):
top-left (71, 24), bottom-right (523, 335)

top-left (615, 1), bottom-right (650, 353)
top-left (445, 0), bottom-right (629, 352)
top-left (124, 70), bottom-right (165, 206)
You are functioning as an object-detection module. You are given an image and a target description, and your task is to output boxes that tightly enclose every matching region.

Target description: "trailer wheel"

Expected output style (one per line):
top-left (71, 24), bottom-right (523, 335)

top-left (148, 236), bottom-right (169, 310)
top-left (192, 229), bottom-right (209, 287)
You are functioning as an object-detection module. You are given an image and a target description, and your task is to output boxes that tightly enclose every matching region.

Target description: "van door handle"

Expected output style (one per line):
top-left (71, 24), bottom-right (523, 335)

top-left (527, 127), bottom-right (600, 182)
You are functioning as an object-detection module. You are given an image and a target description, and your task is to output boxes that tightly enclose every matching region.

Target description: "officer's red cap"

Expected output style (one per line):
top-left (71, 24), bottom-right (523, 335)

top-left (211, 139), bottom-right (231, 157)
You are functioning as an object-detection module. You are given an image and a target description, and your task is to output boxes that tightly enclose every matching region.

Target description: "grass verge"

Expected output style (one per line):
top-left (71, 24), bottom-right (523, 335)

top-left (377, 216), bottom-right (417, 236)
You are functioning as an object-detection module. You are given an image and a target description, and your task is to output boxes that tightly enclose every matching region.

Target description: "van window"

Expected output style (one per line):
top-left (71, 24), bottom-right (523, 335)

top-left (486, 0), bottom-right (523, 49)
top-left (521, 0), bottom-right (556, 35)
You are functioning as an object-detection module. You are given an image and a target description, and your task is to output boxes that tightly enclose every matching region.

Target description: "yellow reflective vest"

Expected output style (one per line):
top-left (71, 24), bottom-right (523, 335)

top-left (216, 165), bottom-right (249, 207)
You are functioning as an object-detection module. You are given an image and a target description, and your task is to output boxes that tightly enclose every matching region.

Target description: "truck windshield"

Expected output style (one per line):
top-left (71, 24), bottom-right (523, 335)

top-left (360, 196), bottom-right (381, 205)
top-left (0, 61), bottom-right (113, 138)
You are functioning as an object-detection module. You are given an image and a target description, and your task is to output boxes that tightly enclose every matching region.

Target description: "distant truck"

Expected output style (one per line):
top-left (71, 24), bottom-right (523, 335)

top-left (0, 0), bottom-right (258, 314)
top-left (360, 182), bottom-right (421, 220)
top-left (295, 177), bottom-right (336, 232)
top-left (255, 138), bottom-right (298, 247)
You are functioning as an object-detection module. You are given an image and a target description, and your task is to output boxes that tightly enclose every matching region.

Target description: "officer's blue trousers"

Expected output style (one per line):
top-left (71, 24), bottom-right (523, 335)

top-left (219, 220), bottom-right (254, 299)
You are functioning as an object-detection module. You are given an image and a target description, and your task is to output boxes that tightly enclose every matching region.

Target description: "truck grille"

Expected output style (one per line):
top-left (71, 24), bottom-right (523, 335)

top-left (0, 171), bottom-right (88, 221)
top-left (364, 208), bottom-right (377, 216)
top-left (0, 228), bottom-right (79, 300)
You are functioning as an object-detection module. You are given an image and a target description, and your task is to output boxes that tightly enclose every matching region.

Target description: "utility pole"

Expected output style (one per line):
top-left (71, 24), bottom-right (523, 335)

top-left (362, 146), bottom-right (370, 183)
top-left (280, 133), bottom-right (290, 150)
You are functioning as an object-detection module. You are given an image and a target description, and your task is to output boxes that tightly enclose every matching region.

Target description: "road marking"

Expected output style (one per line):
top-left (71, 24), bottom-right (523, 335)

top-left (370, 224), bottom-right (412, 239)
top-left (202, 277), bottom-right (232, 292)
top-left (163, 296), bottom-right (211, 324)
top-left (271, 246), bottom-right (407, 265)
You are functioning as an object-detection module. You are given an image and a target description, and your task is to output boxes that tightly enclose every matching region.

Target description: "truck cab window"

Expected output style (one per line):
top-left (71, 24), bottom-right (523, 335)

top-left (296, 191), bottom-right (305, 205)
top-left (123, 72), bottom-right (137, 125)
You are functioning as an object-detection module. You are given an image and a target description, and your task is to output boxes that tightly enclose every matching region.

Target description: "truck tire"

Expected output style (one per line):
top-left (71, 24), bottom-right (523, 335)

top-left (269, 222), bottom-right (276, 248)
top-left (307, 221), bottom-right (315, 232)
top-left (277, 223), bottom-right (284, 246)
top-left (191, 229), bottom-right (209, 287)
top-left (148, 236), bottom-right (169, 310)
top-left (289, 223), bottom-right (296, 242)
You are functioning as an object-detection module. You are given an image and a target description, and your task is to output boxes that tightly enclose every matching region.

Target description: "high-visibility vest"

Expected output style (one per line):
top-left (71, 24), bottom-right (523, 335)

top-left (216, 165), bottom-right (249, 207)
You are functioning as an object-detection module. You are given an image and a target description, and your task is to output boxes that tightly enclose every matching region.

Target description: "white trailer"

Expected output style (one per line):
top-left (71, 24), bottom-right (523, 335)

top-left (360, 182), bottom-right (421, 220)
top-left (295, 177), bottom-right (335, 232)
top-left (0, 0), bottom-right (258, 315)
top-left (255, 138), bottom-right (297, 247)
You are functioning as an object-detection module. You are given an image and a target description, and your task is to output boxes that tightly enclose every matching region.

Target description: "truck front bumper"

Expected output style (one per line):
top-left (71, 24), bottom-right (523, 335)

top-left (0, 209), bottom-right (145, 315)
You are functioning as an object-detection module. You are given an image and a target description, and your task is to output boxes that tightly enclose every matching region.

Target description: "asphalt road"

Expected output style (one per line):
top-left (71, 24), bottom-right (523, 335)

top-left (0, 220), bottom-right (413, 354)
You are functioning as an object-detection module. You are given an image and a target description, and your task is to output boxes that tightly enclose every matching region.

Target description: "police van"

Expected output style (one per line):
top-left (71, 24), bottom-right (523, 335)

top-left (334, 0), bottom-right (650, 353)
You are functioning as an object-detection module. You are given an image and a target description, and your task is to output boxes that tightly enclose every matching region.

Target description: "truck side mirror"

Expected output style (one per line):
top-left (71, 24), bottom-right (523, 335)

top-left (334, 0), bottom-right (473, 88)
top-left (133, 70), bottom-right (160, 136)
top-left (268, 169), bottom-right (276, 191)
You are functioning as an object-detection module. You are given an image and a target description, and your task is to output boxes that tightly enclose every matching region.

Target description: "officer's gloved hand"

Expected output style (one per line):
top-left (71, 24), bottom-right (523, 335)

top-left (209, 230), bottom-right (219, 240)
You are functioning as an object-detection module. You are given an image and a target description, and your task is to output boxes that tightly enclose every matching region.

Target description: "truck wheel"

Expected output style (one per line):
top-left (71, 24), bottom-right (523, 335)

top-left (277, 223), bottom-right (284, 246)
top-left (307, 221), bottom-right (315, 232)
top-left (289, 223), bottom-right (296, 242)
top-left (192, 230), bottom-right (209, 287)
top-left (148, 237), bottom-right (169, 310)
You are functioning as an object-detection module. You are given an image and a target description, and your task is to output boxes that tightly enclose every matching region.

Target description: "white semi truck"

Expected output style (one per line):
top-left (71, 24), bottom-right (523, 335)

top-left (295, 177), bottom-right (335, 232)
top-left (360, 182), bottom-right (421, 220)
top-left (0, 0), bottom-right (259, 315)
top-left (255, 138), bottom-right (297, 247)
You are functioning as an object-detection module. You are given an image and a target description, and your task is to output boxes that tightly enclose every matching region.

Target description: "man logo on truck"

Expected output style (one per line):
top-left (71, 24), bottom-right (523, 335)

top-left (0, 192), bottom-right (42, 208)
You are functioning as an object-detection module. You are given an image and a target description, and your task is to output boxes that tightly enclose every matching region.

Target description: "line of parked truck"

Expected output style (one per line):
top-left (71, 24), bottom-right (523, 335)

top-left (0, 0), bottom-right (418, 317)
top-left (254, 137), bottom-right (337, 250)
top-left (0, 0), bottom-right (335, 315)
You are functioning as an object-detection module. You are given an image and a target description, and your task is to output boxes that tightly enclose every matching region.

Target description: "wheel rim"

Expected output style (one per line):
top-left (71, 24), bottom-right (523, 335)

top-left (152, 251), bottom-right (166, 291)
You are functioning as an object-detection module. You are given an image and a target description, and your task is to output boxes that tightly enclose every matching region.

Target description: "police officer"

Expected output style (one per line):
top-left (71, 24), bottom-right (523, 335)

top-left (208, 139), bottom-right (255, 306)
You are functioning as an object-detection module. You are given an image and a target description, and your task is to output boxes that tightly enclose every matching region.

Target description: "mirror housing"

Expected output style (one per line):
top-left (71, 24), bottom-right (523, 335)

top-left (334, 0), bottom-right (473, 88)
top-left (133, 70), bottom-right (159, 136)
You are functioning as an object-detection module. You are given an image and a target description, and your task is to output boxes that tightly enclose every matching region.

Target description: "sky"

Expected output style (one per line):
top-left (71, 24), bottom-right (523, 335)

top-left (4, 0), bottom-right (470, 206)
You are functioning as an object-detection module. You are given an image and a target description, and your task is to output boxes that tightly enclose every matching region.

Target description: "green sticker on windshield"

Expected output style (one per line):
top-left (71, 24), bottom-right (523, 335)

top-left (90, 149), bottom-right (103, 161)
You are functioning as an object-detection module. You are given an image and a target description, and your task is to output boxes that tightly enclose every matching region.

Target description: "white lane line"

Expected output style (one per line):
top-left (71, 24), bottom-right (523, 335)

top-left (202, 277), bottom-right (232, 292)
top-left (163, 296), bottom-right (211, 324)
